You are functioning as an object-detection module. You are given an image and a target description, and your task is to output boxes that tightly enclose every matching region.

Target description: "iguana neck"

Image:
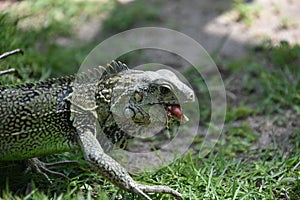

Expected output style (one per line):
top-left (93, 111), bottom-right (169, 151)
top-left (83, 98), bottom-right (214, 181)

top-left (95, 74), bottom-right (132, 151)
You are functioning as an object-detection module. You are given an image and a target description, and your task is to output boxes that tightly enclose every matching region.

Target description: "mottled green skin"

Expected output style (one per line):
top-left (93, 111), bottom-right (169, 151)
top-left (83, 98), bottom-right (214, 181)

top-left (0, 72), bottom-right (128, 160)
top-left (0, 63), bottom-right (194, 200)
top-left (0, 78), bottom-right (78, 160)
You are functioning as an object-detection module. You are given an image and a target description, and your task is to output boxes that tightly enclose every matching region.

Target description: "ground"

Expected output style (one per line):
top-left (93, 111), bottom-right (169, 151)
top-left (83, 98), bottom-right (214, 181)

top-left (0, 0), bottom-right (299, 199)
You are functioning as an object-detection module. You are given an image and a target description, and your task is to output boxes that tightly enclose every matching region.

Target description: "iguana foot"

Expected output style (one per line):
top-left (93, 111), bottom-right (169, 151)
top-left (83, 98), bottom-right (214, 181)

top-left (128, 183), bottom-right (183, 200)
top-left (137, 184), bottom-right (183, 200)
top-left (25, 158), bottom-right (78, 183)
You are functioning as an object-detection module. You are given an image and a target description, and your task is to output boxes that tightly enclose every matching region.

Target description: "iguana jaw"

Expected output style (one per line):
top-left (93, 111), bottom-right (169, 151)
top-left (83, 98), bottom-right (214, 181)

top-left (166, 104), bottom-right (189, 125)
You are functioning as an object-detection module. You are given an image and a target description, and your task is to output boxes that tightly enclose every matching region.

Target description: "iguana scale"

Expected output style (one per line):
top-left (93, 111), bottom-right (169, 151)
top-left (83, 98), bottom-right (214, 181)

top-left (0, 61), bottom-right (194, 200)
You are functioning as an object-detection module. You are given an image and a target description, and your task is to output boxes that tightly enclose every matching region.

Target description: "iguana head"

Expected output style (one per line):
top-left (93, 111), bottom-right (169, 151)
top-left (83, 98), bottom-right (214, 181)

top-left (110, 67), bottom-right (195, 137)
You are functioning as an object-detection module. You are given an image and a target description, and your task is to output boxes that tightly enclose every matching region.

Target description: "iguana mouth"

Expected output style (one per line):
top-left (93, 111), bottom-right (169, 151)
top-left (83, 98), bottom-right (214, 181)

top-left (165, 104), bottom-right (189, 125)
top-left (166, 104), bottom-right (182, 118)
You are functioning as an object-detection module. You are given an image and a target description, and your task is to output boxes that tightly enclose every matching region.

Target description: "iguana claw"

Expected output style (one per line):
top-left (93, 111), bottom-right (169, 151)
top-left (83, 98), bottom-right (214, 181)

top-left (25, 158), bottom-right (78, 183)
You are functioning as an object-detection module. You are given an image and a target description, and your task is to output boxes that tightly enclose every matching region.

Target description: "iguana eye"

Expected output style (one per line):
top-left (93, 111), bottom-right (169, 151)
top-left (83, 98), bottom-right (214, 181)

top-left (159, 85), bottom-right (171, 95)
top-left (134, 92), bottom-right (143, 102)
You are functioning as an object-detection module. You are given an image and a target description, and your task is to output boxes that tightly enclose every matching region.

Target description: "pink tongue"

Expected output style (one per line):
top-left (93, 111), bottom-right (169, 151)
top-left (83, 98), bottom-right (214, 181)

top-left (170, 105), bottom-right (183, 118)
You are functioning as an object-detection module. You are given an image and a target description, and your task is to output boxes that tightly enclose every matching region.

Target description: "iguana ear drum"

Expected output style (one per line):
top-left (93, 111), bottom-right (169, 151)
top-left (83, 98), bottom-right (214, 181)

top-left (124, 107), bottom-right (134, 119)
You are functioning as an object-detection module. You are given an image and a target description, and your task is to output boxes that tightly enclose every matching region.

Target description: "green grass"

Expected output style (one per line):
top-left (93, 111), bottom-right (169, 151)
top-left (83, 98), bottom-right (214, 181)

top-left (232, 0), bottom-right (262, 27)
top-left (2, 141), bottom-right (300, 199)
top-left (1, 1), bottom-right (300, 200)
top-left (248, 42), bottom-right (299, 114)
top-left (278, 17), bottom-right (299, 30)
top-left (0, 11), bottom-right (83, 80)
top-left (220, 40), bottom-right (300, 115)
top-left (102, 0), bottom-right (159, 34)
top-left (0, 0), bottom-right (115, 81)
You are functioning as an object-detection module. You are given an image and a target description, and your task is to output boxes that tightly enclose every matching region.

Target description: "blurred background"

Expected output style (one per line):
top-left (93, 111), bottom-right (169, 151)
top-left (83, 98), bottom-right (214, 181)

top-left (1, 0), bottom-right (299, 76)
top-left (0, 0), bottom-right (300, 199)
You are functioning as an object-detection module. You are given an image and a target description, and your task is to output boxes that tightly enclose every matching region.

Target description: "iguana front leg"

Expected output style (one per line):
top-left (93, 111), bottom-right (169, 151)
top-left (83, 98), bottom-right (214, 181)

top-left (78, 129), bottom-right (183, 200)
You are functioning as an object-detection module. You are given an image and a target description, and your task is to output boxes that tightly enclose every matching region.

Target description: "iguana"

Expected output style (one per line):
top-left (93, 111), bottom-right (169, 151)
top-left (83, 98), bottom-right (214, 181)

top-left (0, 59), bottom-right (194, 200)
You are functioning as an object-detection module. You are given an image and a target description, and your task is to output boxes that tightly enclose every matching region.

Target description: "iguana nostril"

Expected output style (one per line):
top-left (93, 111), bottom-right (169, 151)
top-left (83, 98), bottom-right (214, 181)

top-left (190, 94), bottom-right (194, 99)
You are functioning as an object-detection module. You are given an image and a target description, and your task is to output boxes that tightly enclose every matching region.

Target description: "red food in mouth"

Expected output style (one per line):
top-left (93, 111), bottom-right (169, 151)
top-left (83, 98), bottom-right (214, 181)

top-left (166, 104), bottom-right (183, 119)
top-left (170, 104), bottom-right (183, 119)
top-left (165, 104), bottom-right (189, 128)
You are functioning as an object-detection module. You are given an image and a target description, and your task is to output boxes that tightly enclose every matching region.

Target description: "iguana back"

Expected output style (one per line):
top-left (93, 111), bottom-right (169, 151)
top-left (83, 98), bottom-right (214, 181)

top-left (0, 78), bottom-right (79, 160)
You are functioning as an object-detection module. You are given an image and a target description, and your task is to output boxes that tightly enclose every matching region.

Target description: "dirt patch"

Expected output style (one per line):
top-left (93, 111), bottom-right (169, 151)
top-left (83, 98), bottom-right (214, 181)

top-left (125, 0), bottom-right (300, 62)
top-left (230, 109), bottom-right (299, 153)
